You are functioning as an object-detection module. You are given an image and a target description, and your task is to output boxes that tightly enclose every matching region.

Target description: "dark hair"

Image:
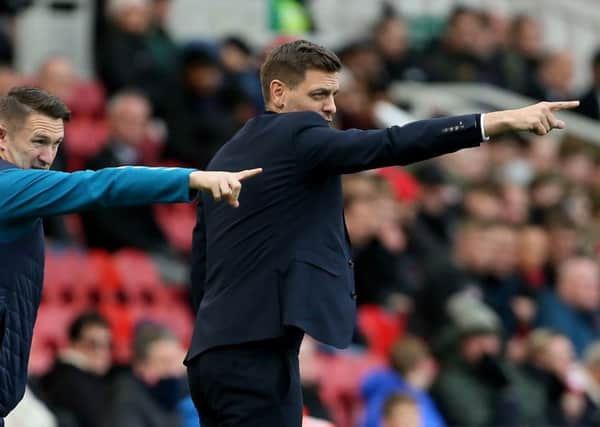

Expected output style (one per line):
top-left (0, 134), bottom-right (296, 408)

top-left (382, 392), bottom-right (418, 418)
top-left (447, 6), bottom-right (478, 27)
top-left (0, 86), bottom-right (70, 133)
top-left (132, 322), bottom-right (177, 363)
top-left (68, 311), bottom-right (109, 342)
top-left (260, 39), bottom-right (342, 104)
top-left (222, 35), bottom-right (253, 56)
top-left (389, 336), bottom-right (430, 375)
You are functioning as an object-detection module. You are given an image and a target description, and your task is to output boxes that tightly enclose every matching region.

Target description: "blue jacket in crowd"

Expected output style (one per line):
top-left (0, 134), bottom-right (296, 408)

top-left (361, 369), bottom-right (446, 427)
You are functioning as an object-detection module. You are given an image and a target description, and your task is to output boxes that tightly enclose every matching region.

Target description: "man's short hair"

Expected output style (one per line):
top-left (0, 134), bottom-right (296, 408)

top-left (0, 86), bottom-right (71, 133)
top-left (132, 322), bottom-right (177, 363)
top-left (389, 336), bottom-right (430, 375)
top-left (259, 39), bottom-right (342, 104)
top-left (382, 392), bottom-right (418, 418)
top-left (68, 311), bottom-right (109, 342)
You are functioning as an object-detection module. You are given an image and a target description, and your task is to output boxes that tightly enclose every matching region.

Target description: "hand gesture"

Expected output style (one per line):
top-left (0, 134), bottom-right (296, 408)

top-left (513, 101), bottom-right (580, 135)
top-left (189, 168), bottom-right (262, 208)
top-left (484, 100), bottom-right (579, 137)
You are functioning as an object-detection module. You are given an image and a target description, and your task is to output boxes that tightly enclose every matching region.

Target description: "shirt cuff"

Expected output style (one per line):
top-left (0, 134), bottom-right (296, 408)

top-left (480, 113), bottom-right (490, 141)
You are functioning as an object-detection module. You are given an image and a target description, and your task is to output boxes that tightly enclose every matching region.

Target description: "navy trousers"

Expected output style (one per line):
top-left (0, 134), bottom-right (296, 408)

top-left (187, 328), bottom-right (304, 427)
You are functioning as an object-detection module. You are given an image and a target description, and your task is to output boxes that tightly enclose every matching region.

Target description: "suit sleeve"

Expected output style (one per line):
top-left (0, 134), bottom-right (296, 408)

top-left (293, 112), bottom-right (484, 175)
top-left (0, 166), bottom-right (197, 222)
top-left (190, 197), bottom-right (207, 312)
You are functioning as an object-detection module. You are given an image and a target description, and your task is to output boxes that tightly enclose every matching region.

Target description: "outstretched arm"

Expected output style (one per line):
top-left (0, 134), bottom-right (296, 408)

top-left (294, 101), bottom-right (579, 177)
top-left (0, 166), bottom-right (262, 222)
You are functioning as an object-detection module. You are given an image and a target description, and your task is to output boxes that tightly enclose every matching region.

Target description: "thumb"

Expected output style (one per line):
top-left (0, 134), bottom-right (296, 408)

top-left (235, 168), bottom-right (263, 181)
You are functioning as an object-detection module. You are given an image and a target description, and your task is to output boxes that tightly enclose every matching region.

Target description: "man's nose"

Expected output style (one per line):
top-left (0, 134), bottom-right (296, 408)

top-left (323, 96), bottom-right (336, 114)
top-left (38, 145), bottom-right (55, 166)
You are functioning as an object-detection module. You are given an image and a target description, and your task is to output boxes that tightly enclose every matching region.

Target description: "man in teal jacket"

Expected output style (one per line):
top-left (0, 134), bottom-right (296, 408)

top-left (0, 86), bottom-right (260, 424)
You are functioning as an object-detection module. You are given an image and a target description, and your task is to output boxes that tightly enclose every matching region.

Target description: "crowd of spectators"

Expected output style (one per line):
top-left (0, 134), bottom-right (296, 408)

top-left (2, 0), bottom-right (600, 426)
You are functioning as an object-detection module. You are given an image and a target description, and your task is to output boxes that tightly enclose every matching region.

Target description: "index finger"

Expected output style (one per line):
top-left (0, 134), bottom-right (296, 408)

top-left (548, 100), bottom-right (580, 111)
top-left (235, 168), bottom-right (263, 181)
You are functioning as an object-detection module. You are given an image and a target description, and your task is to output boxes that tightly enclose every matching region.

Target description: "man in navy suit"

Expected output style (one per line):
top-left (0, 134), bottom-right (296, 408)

top-left (185, 39), bottom-right (578, 426)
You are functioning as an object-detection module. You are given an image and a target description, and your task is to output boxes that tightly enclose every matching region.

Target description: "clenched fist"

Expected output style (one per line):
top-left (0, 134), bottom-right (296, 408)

top-left (189, 168), bottom-right (262, 208)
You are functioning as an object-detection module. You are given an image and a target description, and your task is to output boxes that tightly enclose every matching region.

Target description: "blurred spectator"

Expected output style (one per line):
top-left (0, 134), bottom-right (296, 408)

top-left (96, 0), bottom-right (176, 117)
top-left (361, 336), bottom-right (444, 427)
top-left (421, 7), bottom-right (484, 82)
top-left (104, 323), bottom-right (187, 427)
top-left (439, 144), bottom-right (491, 184)
top-left (527, 135), bottom-right (560, 175)
top-left (337, 40), bottom-right (388, 88)
top-left (220, 35), bottom-right (264, 110)
top-left (146, 0), bottom-right (178, 85)
top-left (561, 142), bottom-right (597, 186)
top-left (408, 163), bottom-right (455, 257)
top-left (5, 386), bottom-right (57, 427)
top-left (545, 218), bottom-right (581, 283)
top-left (334, 69), bottom-right (375, 130)
top-left (512, 329), bottom-right (573, 426)
top-left (536, 256), bottom-right (600, 356)
top-left (40, 312), bottom-right (112, 427)
top-left (528, 172), bottom-right (568, 225)
top-left (518, 225), bottom-right (551, 292)
top-left (299, 337), bottom-right (331, 421)
top-left (163, 42), bottom-right (240, 168)
top-left (576, 48), bottom-right (600, 120)
top-left (380, 393), bottom-right (421, 427)
top-left (504, 15), bottom-right (544, 94)
top-left (500, 183), bottom-right (530, 225)
top-left (413, 220), bottom-right (491, 338)
top-left (344, 174), bottom-right (412, 312)
top-left (480, 223), bottom-right (526, 336)
top-left (527, 51), bottom-right (575, 101)
top-left (371, 6), bottom-right (424, 82)
top-left (80, 91), bottom-right (171, 254)
top-left (431, 295), bottom-right (519, 427)
top-left (37, 56), bottom-right (76, 103)
top-left (462, 182), bottom-right (502, 221)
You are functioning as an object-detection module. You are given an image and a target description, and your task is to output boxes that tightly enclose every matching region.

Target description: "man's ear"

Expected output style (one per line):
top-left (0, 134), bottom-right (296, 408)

top-left (269, 79), bottom-right (287, 110)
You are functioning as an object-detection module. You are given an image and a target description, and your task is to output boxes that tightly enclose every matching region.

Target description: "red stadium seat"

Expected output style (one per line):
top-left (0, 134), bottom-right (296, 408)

top-left (318, 352), bottom-right (385, 427)
top-left (68, 81), bottom-right (106, 119)
top-left (32, 303), bottom-right (80, 358)
top-left (154, 202), bottom-right (196, 253)
top-left (64, 118), bottom-right (110, 171)
top-left (111, 249), bottom-right (165, 304)
top-left (357, 305), bottom-right (405, 357)
top-left (43, 247), bottom-right (101, 306)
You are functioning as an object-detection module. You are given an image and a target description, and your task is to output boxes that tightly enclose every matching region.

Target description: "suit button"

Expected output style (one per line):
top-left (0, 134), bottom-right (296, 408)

top-left (348, 259), bottom-right (354, 269)
top-left (350, 291), bottom-right (357, 300)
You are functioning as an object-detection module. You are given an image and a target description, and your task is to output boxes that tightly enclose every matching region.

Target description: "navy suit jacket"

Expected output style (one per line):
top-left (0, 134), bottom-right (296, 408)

top-left (186, 111), bottom-right (484, 361)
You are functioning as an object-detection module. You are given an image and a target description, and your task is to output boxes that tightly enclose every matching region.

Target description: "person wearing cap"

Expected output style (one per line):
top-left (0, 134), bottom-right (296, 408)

top-left (431, 294), bottom-right (518, 427)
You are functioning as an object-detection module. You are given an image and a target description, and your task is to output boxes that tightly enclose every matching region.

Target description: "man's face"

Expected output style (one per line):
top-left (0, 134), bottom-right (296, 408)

top-left (137, 338), bottom-right (186, 385)
top-left (73, 325), bottom-right (112, 375)
top-left (275, 69), bottom-right (339, 123)
top-left (110, 96), bottom-right (150, 146)
top-left (0, 113), bottom-right (64, 169)
top-left (383, 402), bottom-right (421, 427)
